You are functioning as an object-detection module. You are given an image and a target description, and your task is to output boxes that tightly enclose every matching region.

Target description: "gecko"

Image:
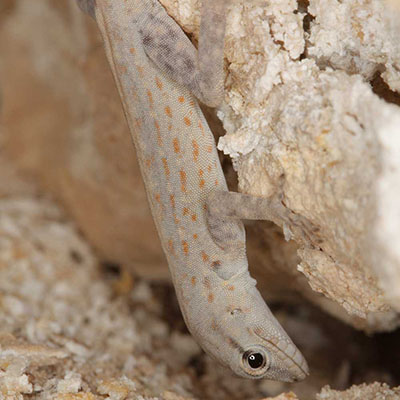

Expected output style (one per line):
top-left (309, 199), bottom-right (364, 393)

top-left (76, 0), bottom-right (309, 381)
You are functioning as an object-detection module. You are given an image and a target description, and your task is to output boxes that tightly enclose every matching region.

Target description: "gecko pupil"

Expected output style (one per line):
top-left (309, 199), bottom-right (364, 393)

top-left (247, 352), bottom-right (264, 369)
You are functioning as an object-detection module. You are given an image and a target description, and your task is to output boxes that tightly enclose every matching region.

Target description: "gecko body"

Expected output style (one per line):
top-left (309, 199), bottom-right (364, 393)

top-left (77, 0), bottom-right (308, 381)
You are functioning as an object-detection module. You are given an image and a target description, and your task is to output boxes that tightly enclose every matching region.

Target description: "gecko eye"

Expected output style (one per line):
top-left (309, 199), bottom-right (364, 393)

top-left (247, 352), bottom-right (264, 369)
top-left (241, 347), bottom-right (270, 376)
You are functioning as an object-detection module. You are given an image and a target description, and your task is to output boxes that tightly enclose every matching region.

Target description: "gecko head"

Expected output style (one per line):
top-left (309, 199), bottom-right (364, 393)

top-left (231, 325), bottom-right (309, 382)
top-left (218, 288), bottom-right (309, 382)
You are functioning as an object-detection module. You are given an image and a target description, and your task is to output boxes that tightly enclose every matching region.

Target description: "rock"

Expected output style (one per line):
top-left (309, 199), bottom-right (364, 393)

top-left (263, 393), bottom-right (299, 400)
top-left (316, 383), bottom-right (400, 400)
top-left (161, 0), bottom-right (400, 330)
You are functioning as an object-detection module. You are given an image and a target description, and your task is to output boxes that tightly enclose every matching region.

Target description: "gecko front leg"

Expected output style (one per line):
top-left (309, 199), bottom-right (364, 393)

top-left (206, 190), bottom-right (317, 245)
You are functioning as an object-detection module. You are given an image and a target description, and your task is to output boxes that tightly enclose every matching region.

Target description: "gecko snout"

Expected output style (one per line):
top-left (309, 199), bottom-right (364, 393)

top-left (248, 328), bottom-right (309, 382)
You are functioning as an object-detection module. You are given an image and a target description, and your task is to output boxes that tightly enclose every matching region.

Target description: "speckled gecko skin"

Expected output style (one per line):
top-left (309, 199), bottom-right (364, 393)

top-left (77, 0), bottom-right (308, 381)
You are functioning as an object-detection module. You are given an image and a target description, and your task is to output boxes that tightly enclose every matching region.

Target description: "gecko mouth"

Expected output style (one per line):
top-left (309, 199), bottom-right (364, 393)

top-left (253, 329), bottom-right (309, 381)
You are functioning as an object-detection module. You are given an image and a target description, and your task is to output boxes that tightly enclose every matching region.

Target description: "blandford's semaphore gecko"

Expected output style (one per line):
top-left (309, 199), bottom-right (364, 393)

top-left (77, 0), bottom-right (309, 381)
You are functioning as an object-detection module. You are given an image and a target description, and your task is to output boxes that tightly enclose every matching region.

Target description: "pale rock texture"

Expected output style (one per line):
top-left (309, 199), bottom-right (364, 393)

top-left (307, 0), bottom-right (400, 92)
top-left (161, 0), bottom-right (400, 330)
top-left (316, 383), bottom-right (400, 400)
top-left (264, 393), bottom-right (299, 400)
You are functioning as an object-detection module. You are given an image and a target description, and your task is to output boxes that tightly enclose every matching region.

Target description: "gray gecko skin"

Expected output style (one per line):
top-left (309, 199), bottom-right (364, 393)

top-left (77, 0), bottom-right (309, 381)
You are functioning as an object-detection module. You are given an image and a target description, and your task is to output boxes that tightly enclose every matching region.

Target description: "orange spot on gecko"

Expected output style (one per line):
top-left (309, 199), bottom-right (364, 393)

top-left (173, 138), bottom-right (180, 154)
top-left (207, 164), bottom-right (212, 173)
top-left (162, 158), bottom-right (170, 177)
top-left (178, 96), bottom-right (185, 103)
top-left (227, 285), bottom-right (235, 291)
top-left (201, 251), bottom-right (209, 262)
top-left (165, 106), bottom-right (172, 118)
top-left (154, 120), bottom-right (162, 146)
top-left (191, 276), bottom-right (197, 286)
top-left (192, 140), bottom-right (199, 162)
top-left (227, 337), bottom-right (242, 350)
top-left (170, 194), bottom-right (175, 209)
top-left (182, 240), bottom-right (189, 255)
top-left (145, 159), bottom-right (151, 168)
top-left (173, 212), bottom-right (180, 225)
top-left (147, 90), bottom-right (153, 108)
top-left (199, 169), bottom-right (204, 177)
top-left (136, 65), bottom-right (144, 77)
top-left (193, 233), bottom-right (198, 240)
top-left (155, 77), bottom-right (163, 90)
top-left (184, 116), bottom-right (191, 126)
top-left (131, 88), bottom-right (138, 101)
top-left (215, 179), bottom-right (219, 186)
top-left (212, 260), bottom-right (222, 269)
top-left (118, 64), bottom-right (127, 74)
top-left (129, 47), bottom-right (136, 54)
top-left (211, 320), bottom-right (218, 331)
top-left (167, 239), bottom-right (175, 255)
top-left (180, 170), bottom-right (187, 193)
top-left (154, 193), bottom-right (161, 203)
top-left (168, 123), bottom-right (173, 131)
top-left (198, 121), bottom-right (205, 136)
top-left (208, 293), bottom-right (214, 303)
top-left (191, 214), bottom-right (197, 222)
top-left (206, 145), bottom-right (213, 153)
top-left (183, 207), bottom-right (189, 216)
top-left (134, 118), bottom-right (142, 129)
top-left (189, 100), bottom-right (195, 107)
top-left (199, 179), bottom-right (205, 189)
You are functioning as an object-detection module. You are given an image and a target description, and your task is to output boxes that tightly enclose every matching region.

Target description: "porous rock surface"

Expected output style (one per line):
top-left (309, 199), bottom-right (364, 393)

top-left (161, 0), bottom-right (400, 330)
top-left (316, 383), bottom-right (400, 400)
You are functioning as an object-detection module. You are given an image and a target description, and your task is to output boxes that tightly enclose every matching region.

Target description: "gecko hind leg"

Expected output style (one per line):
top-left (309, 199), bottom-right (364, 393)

top-left (138, 0), bottom-right (228, 107)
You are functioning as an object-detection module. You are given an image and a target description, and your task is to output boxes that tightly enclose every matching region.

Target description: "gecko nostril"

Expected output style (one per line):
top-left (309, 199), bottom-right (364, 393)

top-left (230, 308), bottom-right (242, 316)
